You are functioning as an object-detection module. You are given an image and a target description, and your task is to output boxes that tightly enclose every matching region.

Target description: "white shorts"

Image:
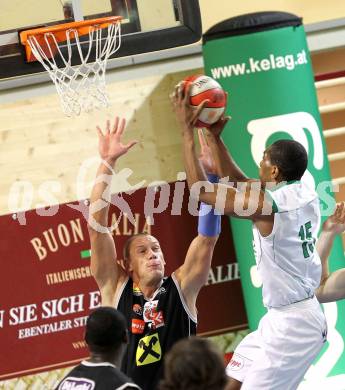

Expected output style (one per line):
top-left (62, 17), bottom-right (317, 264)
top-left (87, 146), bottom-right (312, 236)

top-left (226, 296), bottom-right (327, 390)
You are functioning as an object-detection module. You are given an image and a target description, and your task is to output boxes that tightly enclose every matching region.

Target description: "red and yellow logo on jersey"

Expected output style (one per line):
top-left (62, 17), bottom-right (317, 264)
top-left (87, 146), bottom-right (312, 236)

top-left (143, 300), bottom-right (165, 329)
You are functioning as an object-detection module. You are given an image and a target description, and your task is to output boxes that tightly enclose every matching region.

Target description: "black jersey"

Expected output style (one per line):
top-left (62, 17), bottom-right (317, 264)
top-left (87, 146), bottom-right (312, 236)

top-left (116, 273), bottom-right (197, 390)
top-left (55, 361), bottom-right (141, 390)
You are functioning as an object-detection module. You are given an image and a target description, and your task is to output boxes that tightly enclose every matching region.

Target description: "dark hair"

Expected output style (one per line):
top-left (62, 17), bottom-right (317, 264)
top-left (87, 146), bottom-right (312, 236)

top-left (268, 139), bottom-right (308, 181)
top-left (123, 233), bottom-right (150, 261)
top-left (159, 337), bottom-right (227, 390)
top-left (85, 307), bottom-right (127, 353)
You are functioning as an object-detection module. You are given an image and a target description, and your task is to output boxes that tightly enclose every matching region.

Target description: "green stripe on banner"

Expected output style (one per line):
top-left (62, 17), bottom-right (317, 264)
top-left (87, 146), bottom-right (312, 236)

top-left (80, 249), bottom-right (91, 259)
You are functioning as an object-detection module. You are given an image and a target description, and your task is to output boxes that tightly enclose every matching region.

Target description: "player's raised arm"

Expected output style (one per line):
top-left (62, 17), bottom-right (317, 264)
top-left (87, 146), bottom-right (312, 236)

top-left (174, 129), bottom-right (220, 317)
top-left (171, 82), bottom-right (273, 220)
top-left (88, 117), bottom-right (137, 306)
top-left (204, 97), bottom-right (251, 182)
top-left (316, 202), bottom-right (345, 303)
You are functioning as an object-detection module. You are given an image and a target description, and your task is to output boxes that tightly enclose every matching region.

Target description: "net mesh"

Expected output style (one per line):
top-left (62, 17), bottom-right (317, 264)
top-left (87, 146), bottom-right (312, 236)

top-left (27, 22), bottom-right (121, 116)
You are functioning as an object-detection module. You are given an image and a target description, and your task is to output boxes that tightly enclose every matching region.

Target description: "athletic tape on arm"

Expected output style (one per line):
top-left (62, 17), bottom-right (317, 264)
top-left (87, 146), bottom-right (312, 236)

top-left (198, 174), bottom-right (221, 236)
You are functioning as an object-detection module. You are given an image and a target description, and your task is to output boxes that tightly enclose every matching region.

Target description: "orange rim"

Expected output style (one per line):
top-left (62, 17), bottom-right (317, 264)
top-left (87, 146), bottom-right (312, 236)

top-left (19, 16), bottom-right (122, 62)
top-left (20, 16), bottom-right (122, 44)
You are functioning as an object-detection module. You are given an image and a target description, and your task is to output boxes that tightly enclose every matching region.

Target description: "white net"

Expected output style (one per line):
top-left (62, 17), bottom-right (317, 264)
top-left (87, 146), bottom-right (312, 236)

top-left (27, 22), bottom-right (121, 116)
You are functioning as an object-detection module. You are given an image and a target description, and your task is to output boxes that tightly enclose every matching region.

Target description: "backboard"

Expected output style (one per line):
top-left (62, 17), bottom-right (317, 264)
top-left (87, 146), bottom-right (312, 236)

top-left (0, 0), bottom-right (201, 85)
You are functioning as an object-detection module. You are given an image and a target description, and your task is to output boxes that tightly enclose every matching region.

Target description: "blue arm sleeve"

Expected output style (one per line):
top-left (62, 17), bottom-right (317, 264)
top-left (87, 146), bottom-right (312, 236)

top-left (197, 174), bottom-right (221, 237)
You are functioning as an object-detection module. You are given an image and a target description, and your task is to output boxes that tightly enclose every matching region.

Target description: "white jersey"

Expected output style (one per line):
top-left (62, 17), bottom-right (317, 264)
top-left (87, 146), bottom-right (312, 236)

top-left (253, 181), bottom-right (321, 308)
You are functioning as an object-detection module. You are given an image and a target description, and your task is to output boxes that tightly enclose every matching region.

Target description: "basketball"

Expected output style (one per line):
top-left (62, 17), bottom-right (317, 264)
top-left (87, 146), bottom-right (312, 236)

top-left (184, 74), bottom-right (226, 128)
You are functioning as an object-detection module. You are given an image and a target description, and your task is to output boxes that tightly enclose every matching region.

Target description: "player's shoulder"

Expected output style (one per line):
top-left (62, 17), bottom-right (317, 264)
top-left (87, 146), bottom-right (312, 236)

top-left (116, 384), bottom-right (142, 390)
top-left (110, 366), bottom-right (141, 389)
top-left (267, 180), bottom-right (318, 212)
top-left (94, 365), bottom-right (142, 390)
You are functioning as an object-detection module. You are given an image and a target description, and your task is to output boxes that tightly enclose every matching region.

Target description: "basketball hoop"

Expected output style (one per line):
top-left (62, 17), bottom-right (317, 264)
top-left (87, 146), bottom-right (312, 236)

top-left (20, 17), bottom-right (122, 116)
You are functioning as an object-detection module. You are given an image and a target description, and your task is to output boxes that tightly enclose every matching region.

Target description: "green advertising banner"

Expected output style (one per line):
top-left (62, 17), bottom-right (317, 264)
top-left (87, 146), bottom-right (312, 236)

top-left (203, 13), bottom-right (345, 387)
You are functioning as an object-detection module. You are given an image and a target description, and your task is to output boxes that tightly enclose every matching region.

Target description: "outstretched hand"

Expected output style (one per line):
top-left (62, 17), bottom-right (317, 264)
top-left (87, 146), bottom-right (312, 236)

top-left (96, 116), bottom-right (138, 163)
top-left (323, 202), bottom-right (345, 234)
top-left (198, 129), bottom-right (216, 175)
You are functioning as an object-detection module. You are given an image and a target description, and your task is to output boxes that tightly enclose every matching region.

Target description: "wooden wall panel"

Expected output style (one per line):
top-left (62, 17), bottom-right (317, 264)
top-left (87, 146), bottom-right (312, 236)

top-left (312, 48), bottom-right (345, 77)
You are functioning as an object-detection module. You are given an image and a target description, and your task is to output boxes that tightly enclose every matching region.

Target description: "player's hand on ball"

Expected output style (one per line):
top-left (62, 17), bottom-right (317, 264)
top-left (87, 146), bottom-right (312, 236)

top-left (170, 81), bottom-right (208, 132)
top-left (207, 114), bottom-right (231, 138)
